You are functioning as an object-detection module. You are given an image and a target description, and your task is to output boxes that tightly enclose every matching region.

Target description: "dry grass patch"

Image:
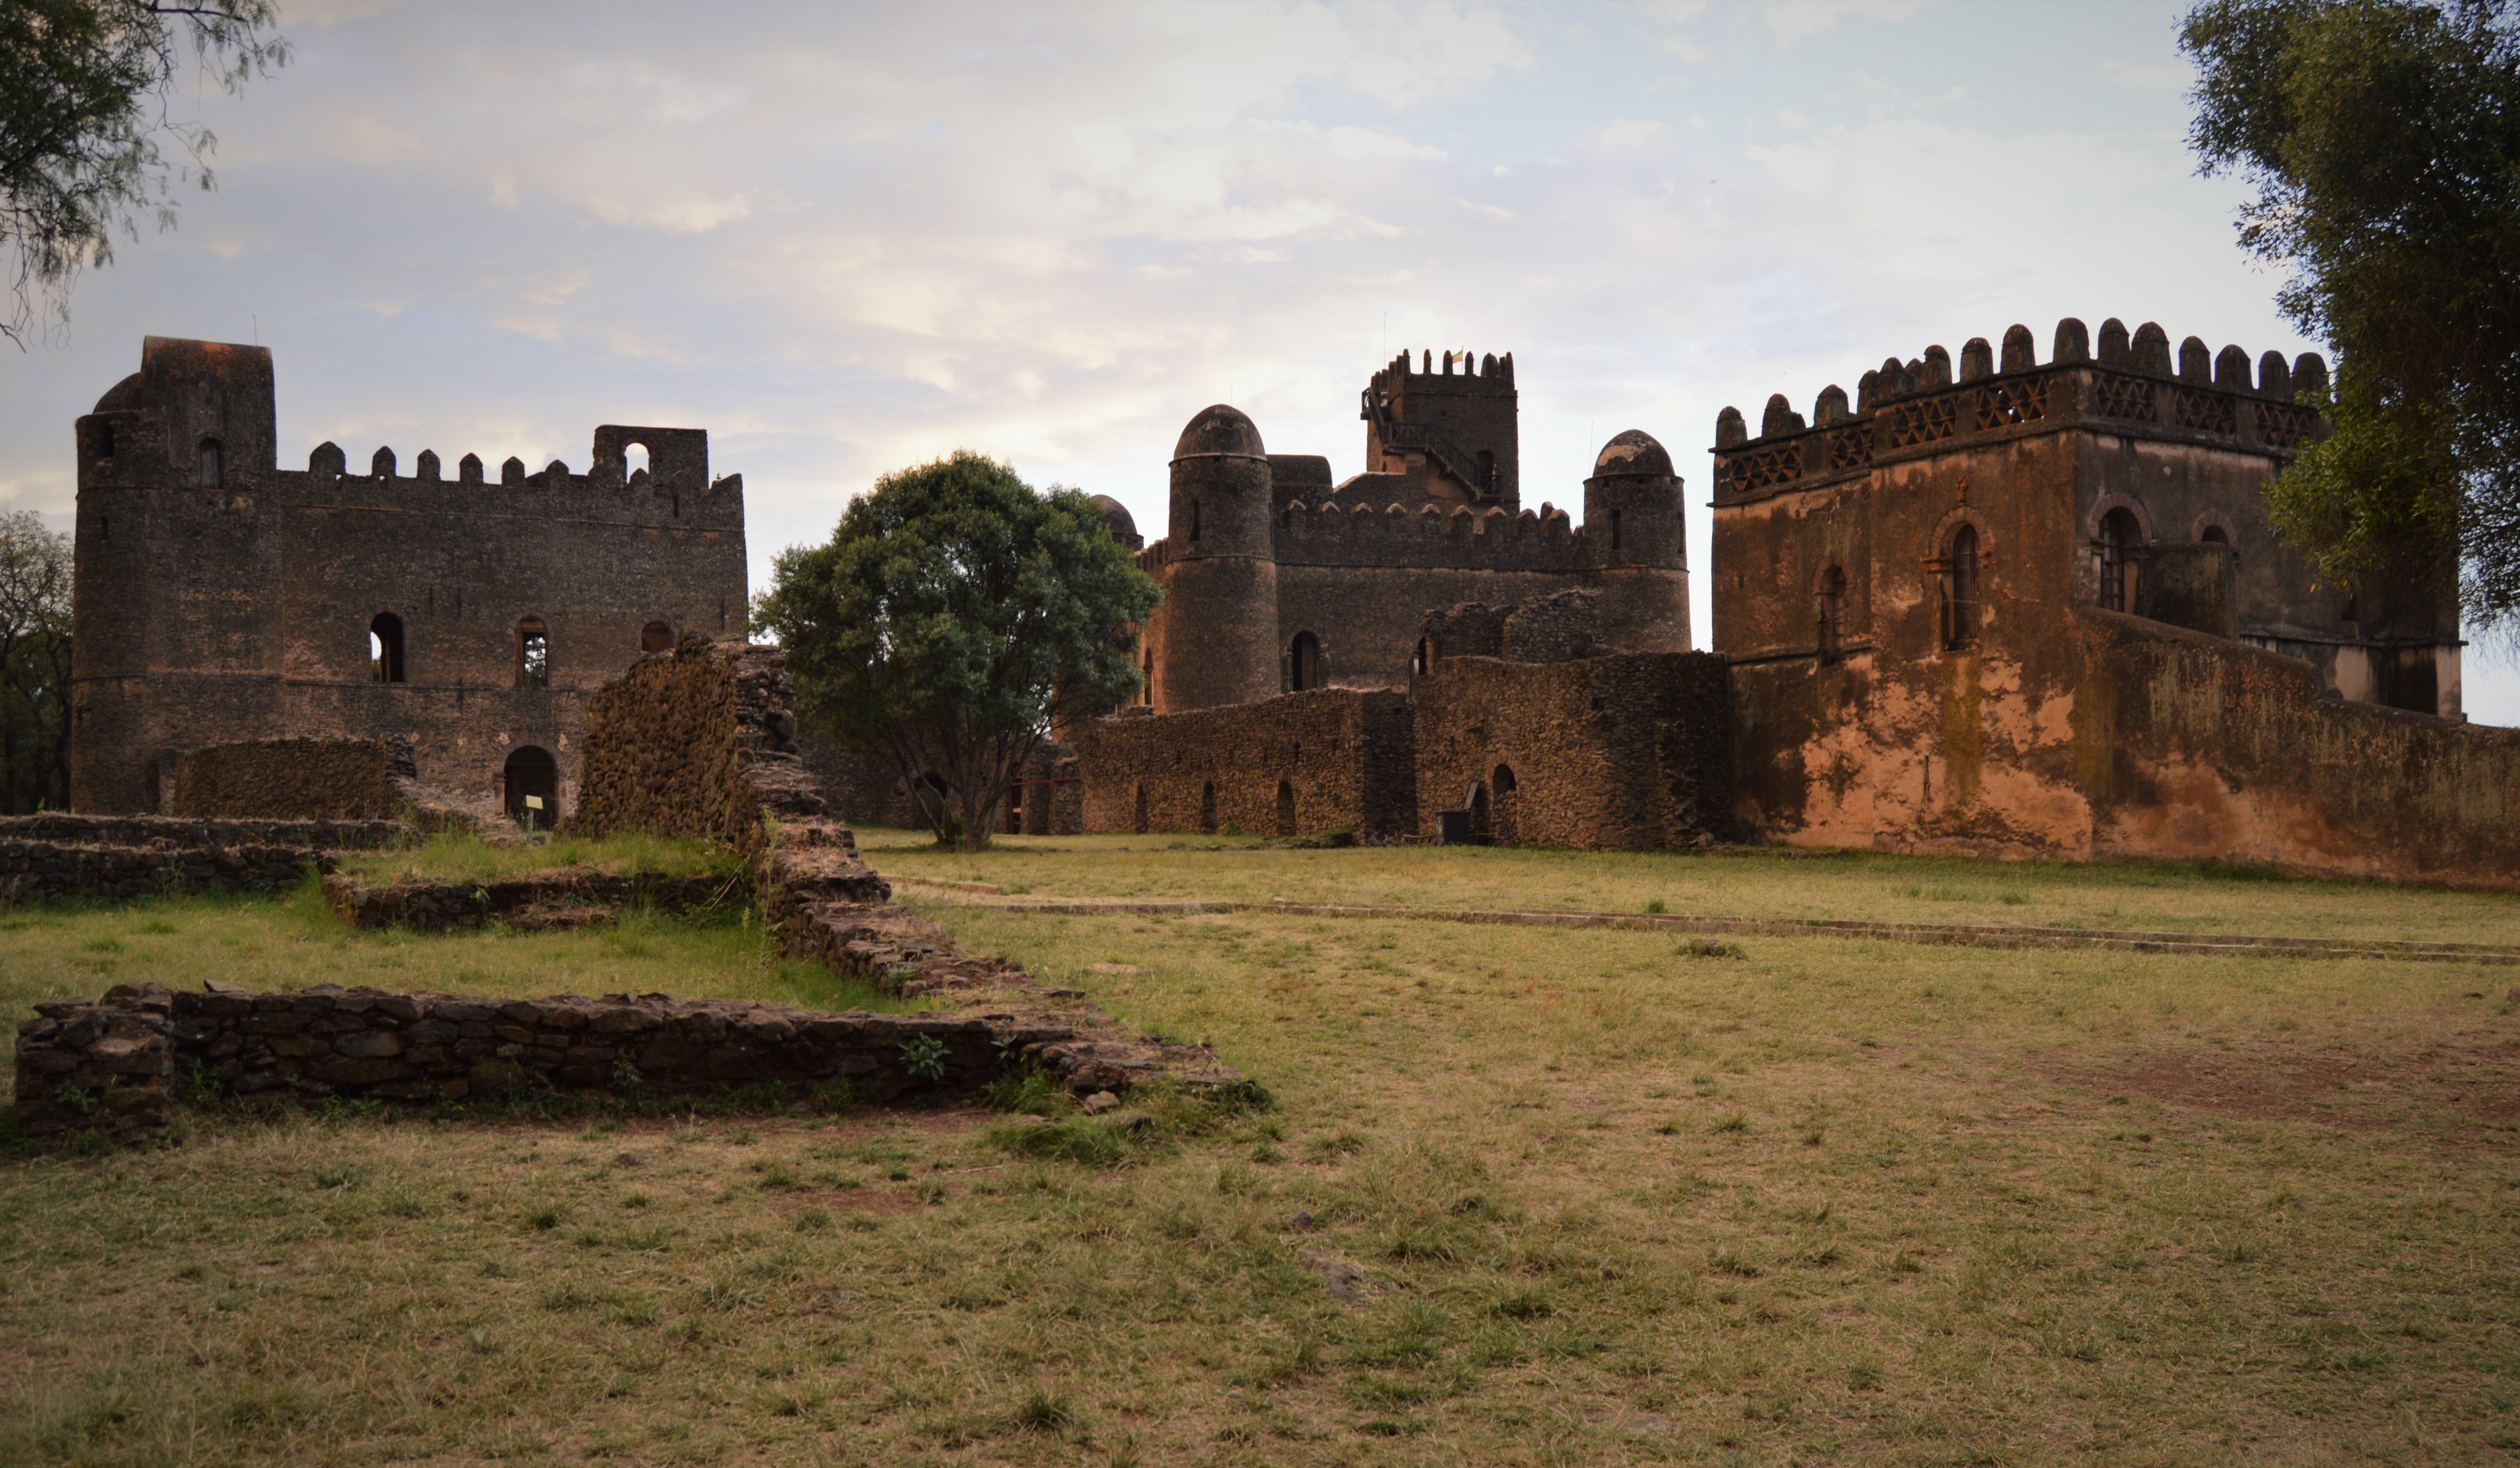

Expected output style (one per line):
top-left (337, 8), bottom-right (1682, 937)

top-left (2, 847), bottom-right (2518, 1464)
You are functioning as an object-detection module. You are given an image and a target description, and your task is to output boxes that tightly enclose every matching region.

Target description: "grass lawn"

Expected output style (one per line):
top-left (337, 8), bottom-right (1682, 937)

top-left (2, 842), bottom-right (2516, 1465)
top-left (334, 832), bottom-right (749, 887)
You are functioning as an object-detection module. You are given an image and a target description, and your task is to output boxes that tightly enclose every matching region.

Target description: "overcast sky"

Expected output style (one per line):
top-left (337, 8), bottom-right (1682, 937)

top-left (9, 0), bottom-right (2511, 723)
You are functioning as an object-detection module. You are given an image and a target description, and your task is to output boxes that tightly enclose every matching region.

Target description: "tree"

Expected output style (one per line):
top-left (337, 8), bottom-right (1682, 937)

top-left (0, 511), bottom-right (72, 812)
top-left (2182, 0), bottom-right (2520, 629)
top-left (757, 451), bottom-right (1161, 851)
top-left (0, 1), bottom-right (288, 346)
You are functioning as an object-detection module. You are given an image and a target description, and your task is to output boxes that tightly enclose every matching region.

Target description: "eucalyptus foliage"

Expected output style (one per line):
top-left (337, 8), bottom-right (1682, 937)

top-left (757, 451), bottom-right (1160, 850)
top-left (0, 0), bottom-right (288, 345)
top-left (2184, 0), bottom-right (2520, 629)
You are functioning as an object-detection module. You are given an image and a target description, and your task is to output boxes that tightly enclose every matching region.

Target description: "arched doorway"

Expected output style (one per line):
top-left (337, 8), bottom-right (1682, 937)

top-left (1491, 764), bottom-right (1518, 845)
top-left (1466, 779), bottom-right (1491, 842)
top-left (1276, 779), bottom-right (1297, 836)
top-left (503, 746), bottom-right (558, 828)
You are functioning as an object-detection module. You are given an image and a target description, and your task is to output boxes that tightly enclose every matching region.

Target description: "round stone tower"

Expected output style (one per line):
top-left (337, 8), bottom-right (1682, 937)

top-left (1151, 404), bottom-right (1280, 711)
top-left (1583, 429), bottom-right (1691, 652)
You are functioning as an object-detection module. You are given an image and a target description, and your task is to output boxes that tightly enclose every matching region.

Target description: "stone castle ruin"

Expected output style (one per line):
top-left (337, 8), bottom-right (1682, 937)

top-left (69, 336), bottom-right (747, 823)
top-left (48, 325), bottom-right (2520, 888)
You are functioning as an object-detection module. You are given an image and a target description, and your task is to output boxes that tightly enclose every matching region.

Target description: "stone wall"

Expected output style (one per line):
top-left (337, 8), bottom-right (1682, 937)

top-left (71, 336), bottom-right (748, 817)
top-left (574, 636), bottom-right (826, 857)
top-left (0, 814), bottom-right (409, 906)
top-left (1414, 652), bottom-right (1736, 850)
top-left (323, 869), bottom-right (741, 931)
top-left (1072, 690), bottom-right (1419, 837)
top-left (1735, 608), bottom-right (2520, 885)
top-left (171, 738), bottom-right (407, 820)
top-left (12, 979), bottom-right (1010, 1137)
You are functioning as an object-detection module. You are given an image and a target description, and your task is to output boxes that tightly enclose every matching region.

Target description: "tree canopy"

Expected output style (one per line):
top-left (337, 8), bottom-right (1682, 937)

top-left (0, 511), bottom-right (71, 812)
top-left (755, 451), bottom-right (1161, 850)
top-left (0, 0), bottom-right (287, 346)
top-left (2183, 0), bottom-right (2520, 630)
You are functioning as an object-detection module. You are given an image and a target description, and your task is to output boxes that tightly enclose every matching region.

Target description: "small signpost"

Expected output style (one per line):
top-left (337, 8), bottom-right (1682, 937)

top-left (523, 793), bottom-right (543, 837)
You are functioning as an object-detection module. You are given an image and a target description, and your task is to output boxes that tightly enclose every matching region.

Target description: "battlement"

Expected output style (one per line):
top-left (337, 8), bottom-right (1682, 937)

top-left (264, 431), bottom-right (743, 530)
top-left (1365, 348), bottom-right (1516, 395)
top-left (1710, 316), bottom-right (2330, 505)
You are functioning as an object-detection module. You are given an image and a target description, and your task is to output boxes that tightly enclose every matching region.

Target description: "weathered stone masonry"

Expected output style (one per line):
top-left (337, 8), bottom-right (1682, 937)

top-left (71, 336), bottom-right (747, 821)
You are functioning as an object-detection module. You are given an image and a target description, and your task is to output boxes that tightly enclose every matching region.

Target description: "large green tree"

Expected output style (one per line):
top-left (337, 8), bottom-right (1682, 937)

top-left (757, 451), bottom-right (1160, 851)
top-left (0, 510), bottom-right (71, 812)
top-left (0, 0), bottom-right (287, 345)
top-left (2182, 0), bottom-right (2520, 629)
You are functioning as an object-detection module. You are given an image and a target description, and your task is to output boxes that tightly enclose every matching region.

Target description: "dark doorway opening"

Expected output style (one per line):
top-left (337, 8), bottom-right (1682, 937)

top-left (1199, 782), bottom-right (1218, 834)
top-left (370, 613), bottom-right (406, 683)
top-left (1491, 764), bottom-right (1517, 844)
top-left (1134, 783), bottom-right (1149, 834)
top-left (504, 746), bottom-right (558, 827)
top-left (1288, 631), bottom-right (1322, 692)
top-left (1276, 779), bottom-right (1296, 836)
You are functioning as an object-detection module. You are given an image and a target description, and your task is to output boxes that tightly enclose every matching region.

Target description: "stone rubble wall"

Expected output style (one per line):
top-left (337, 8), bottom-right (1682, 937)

top-left (574, 635), bottom-right (827, 859)
top-left (0, 815), bottom-right (413, 906)
top-left (322, 869), bottom-right (746, 931)
top-left (171, 738), bottom-right (409, 821)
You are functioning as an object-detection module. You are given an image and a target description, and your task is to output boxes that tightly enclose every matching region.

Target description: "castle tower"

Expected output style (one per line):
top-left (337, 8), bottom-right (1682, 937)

top-left (1359, 349), bottom-right (1519, 507)
top-left (1583, 430), bottom-right (1691, 651)
top-left (72, 337), bottom-right (287, 811)
top-left (1152, 405), bottom-right (1280, 711)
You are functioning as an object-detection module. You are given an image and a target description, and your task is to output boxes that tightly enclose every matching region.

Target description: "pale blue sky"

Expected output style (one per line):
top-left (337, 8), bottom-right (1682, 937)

top-left (9, 0), bottom-right (2509, 721)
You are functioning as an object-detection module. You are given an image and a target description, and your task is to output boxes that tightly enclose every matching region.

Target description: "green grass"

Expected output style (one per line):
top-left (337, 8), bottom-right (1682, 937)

top-left (856, 825), bottom-right (2520, 947)
top-left (3, 847), bottom-right (2518, 1464)
top-left (0, 878), bottom-right (910, 1017)
top-left (335, 830), bottom-right (747, 886)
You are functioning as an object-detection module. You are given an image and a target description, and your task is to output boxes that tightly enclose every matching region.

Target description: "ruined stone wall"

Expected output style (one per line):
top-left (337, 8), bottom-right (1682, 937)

top-left (574, 637), bottom-right (826, 857)
top-left (0, 814), bottom-right (407, 905)
top-left (793, 725), bottom-right (920, 828)
top-left (170, 738), bottom-right (405, 820)
top-left (1734, 607), bottom-right (2520, 885)
top-left (1073, 690), bottom-right (1418, 837)
top-left (71, 337), bottom-right (747, 817)
top-left (1415, 653), bottom-right (1735, 850)
top-left (1270, 563), bottom-right (1590, 694)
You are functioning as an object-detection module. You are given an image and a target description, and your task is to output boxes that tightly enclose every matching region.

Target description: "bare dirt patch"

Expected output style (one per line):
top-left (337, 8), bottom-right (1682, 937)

top-left (2051, 1039), bottom-right (2520, 1134)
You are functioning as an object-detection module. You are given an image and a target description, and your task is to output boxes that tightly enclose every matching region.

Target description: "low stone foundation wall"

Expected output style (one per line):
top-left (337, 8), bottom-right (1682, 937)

top-left (322, 869), bottom-right (749, 931)
top-left (0, 815), bottom-right (415, 906)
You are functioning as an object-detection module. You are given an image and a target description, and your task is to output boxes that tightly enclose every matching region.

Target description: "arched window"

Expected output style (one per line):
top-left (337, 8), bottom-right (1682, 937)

top-left (1817, 565), bottom-right (1848, 664)
top-left (503, 745), bottom-right (558, 827)
top-left (640, 619), bottom-right (674, 654)
top-left (515, 617), bottom-right (549, 687)
top-left (2200, 524), bottom-right (2229, 547)
top-left (1609, 507), bottom-right (1623, 552)
top-left (1199, 781), bottom-right (1218, 834)
top-left (1288, 631), bottom-right (1323, 691)
top-left (1276, 779), bottom-right (1296, 837)
top-left (2098, 508), bottom-right (2142, 613)
top-left (1491, 764), bottom-right (1518, 845)
top-left (198, 437), bottom-right (222, 491)
top-left (1477, 449), bottom-right (1495, 494)
top-left (624, 442), bottom-right (650, 481)
top-left (1941, 526), bottom-right (1981, 650)
top-left (369, 613), bottom-right (405, 683)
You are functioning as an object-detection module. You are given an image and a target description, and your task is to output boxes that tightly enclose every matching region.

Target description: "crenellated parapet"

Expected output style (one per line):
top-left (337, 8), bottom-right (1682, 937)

top-left (1711, 316), bottom-right (2331, 505)
top-left (278, 427), bottom-right (742, 531)
top-left (1271, 496), bottom-right (1586, 570)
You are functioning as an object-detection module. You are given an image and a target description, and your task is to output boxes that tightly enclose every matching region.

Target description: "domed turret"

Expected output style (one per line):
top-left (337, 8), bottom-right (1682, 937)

top-left (1592, 429), bottom-right (1674, 480)
top-left (1152, 404), bottom-right (1281, 711)
top-left (1088, 494), bottom-right (1142, 550)
top-left (1583, 429), bottom-right (1690, 652)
